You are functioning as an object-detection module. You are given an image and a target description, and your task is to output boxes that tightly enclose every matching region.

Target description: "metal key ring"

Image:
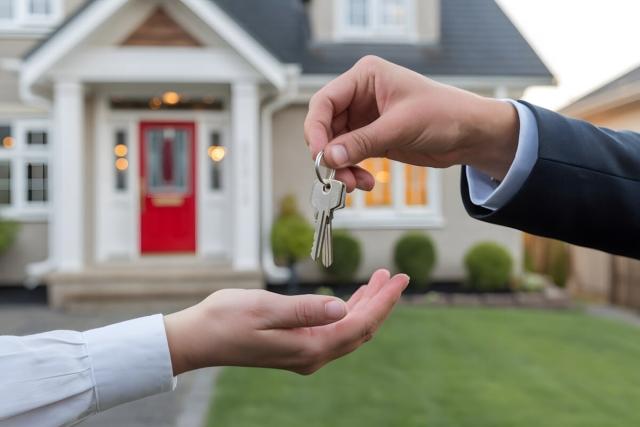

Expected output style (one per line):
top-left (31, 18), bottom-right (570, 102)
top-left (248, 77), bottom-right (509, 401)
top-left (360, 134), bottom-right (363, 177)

top-left (315, 151), bottom-right (335, 185)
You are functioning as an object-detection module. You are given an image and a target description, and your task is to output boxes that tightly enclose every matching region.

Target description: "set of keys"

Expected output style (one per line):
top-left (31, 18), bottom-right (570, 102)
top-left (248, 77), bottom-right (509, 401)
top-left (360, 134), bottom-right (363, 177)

top-left (310, 151), bottom-right (346, 267)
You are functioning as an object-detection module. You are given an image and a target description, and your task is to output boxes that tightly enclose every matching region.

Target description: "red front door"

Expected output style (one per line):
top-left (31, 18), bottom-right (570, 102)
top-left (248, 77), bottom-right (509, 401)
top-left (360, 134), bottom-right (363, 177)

top-left (140, 122), bottom-right (196, 253)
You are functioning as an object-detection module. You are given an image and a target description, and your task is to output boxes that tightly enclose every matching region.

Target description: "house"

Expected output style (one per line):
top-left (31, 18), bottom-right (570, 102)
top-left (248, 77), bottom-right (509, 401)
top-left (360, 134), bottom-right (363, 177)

top-left (0, 0), bottom-right (553, 307)
top-left (561, 65), bottom-right (640, 309)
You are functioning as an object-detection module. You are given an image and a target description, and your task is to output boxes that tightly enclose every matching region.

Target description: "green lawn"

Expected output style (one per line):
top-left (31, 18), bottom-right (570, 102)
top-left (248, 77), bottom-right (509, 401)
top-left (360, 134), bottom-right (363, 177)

top-left (208, 307), bottom-right (640, 427)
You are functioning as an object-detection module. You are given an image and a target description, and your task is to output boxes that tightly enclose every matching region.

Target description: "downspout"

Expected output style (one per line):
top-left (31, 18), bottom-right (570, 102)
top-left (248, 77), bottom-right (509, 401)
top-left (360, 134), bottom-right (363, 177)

top-left (260, 70), bottom-right (310, 283)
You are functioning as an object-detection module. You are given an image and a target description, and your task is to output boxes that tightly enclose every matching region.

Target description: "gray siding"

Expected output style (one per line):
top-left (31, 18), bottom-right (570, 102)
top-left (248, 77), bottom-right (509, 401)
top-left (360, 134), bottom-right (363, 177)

top-left (271, 105), bottom-right (522, 282)
top-left (0, 223), bottom-right (48, 285)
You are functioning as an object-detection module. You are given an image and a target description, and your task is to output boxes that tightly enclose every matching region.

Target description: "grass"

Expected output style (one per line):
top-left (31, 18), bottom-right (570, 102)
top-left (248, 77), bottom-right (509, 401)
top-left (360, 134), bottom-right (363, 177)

top-left (207, 307), bottom-right (640, 427)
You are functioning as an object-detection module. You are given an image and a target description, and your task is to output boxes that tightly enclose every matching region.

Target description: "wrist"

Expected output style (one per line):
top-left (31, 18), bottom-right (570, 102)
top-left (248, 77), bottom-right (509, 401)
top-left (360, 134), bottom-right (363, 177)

top-left (164, 312), bottom-right (194, 376)
top-left (457, 97), bottom-right (519, 180)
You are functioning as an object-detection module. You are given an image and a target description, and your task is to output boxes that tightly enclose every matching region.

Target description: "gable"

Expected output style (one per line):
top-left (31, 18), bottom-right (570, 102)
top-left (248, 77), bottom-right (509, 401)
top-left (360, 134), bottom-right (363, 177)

top-left (121, 7), bottom-right (202, 47)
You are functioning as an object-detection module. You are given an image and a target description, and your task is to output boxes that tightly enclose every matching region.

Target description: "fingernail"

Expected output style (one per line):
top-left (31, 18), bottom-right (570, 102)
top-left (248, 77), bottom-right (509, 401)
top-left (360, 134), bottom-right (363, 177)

top-left (325, 300), bottom-right (347, 320)
top-left (329, 144), bottom-right (349, 167)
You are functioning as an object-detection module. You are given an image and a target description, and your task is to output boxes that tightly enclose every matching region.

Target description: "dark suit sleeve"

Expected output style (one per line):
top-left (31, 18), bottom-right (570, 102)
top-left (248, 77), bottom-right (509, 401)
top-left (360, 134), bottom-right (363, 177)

top-left (461, 100), bottom-right (640, 259)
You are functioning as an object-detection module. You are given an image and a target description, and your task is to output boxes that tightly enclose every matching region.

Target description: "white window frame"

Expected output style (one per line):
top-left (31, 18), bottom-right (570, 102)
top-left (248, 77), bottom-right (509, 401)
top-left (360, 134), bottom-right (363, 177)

top-left (333, 163), bottom-right (444, 229)
top-left (0, 118), bottom-right (51, 221)
top-left (335, 0), bottom-right (417, 42)
top-left (0, 0), bottom-right (62, 34)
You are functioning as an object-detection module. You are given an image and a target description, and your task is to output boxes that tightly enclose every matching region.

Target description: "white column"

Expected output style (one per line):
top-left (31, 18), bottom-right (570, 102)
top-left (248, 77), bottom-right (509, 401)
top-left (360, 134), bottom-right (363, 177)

top-left (51, 80), bottom-right (85, 271)
top-left (231, 82), bottom-right (260, 270)
top-left (494, 85), bottom-right (509, 99)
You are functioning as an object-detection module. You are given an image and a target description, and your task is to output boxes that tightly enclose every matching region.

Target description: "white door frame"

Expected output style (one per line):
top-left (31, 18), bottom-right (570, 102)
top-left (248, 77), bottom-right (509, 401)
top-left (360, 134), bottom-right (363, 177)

top-left (94, 92), bottom-right (231, 262)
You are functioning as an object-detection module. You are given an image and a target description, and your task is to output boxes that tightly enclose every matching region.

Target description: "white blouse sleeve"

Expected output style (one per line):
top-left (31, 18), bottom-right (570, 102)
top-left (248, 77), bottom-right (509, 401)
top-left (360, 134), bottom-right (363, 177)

top-left (0, 314), bottom-right (176, 427)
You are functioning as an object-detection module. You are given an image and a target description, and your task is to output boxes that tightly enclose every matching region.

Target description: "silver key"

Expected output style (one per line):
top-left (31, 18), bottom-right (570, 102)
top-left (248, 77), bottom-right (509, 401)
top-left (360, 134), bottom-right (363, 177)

top-left (310, 179), bottom-right (346, 266)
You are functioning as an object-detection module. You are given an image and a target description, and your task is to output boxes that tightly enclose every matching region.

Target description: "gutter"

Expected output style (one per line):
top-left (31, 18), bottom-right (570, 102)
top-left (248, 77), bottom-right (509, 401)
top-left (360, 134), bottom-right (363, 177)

top-left (260, 79), bottom-right (311, 283)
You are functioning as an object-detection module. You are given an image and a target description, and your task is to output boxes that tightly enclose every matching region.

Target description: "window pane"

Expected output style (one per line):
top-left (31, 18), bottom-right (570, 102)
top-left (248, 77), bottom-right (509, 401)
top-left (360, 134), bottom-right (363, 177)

top-left (0, 0), bottom-right (13, 19)
top-left (27, 162), bottom-right (48, 203)
top-left (0, 126), bottom-right (13, 149)
top-left (29, 0), bottom-right (51, 15)
top-left (114, 130), bottom-right (128, 191)
top-left (27, 130), bottom-right (48, 145)
top-left (361, 158), bottom-right (392, 207)
top-left (208, 132), bottom-right (225, 190)
top-left (380, 0), bottom-right (407, 27)
top-left (0, 161), bottom-right (11, 205)
top-left (405, 165), bottom-right (428, 206)
top-left (348, 0), bottom-right (369, 28)
top-left (146, 129), bottom-right (189, 194)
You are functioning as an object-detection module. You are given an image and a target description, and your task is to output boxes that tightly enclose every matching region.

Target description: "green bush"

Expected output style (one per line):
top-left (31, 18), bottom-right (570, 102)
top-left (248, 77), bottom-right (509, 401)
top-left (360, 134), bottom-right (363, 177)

top-left (548, 240), bottom-right (570, 288)
top-left (271, 196), bottom-right (313, 266)
top-left (321, 230), bottom-right (361, 283)
top-left (0, 220), bottom-right (18, 255)
top-left (464, 242), bottom-right (513, 291)
top-left (394, 232), bottom-right (437, 289)
top-left (314, 286), bottom-right (335, 296)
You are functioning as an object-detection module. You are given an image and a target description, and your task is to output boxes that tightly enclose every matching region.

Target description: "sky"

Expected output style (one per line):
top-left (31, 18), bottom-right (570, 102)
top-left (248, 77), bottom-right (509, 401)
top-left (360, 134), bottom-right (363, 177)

top-left (496, 0), bottom-right (640, 110)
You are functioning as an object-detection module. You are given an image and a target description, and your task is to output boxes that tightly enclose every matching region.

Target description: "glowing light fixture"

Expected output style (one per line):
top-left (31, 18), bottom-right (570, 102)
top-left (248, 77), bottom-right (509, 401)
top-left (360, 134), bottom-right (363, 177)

top-left (208, 146), bottom-right (226, 162)
top-left (162, 91), bottom-right (180, 105)
top-left (149, 97), bottom-right (162, 110)
top-left (114, 144), bottom-right (128, 157)
top-left (375, 170), bottom-right (390, 184)
top-left (115, 158), bottom-right (129, 171)
top-left (2, 136), bottom-right (14, 149)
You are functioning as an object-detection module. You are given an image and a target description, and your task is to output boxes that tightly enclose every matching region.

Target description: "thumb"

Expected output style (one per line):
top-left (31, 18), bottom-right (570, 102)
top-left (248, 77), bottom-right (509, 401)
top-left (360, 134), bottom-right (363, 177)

top-left (265, 294), bottom-right (348, 329)
top-left (323, 116), bottom-right (393, 168)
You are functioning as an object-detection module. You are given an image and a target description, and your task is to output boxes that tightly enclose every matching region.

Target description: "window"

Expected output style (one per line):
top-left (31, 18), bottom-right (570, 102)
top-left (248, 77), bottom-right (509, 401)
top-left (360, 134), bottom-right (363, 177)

top-left (0, 161), bottom-right (11, 205)
top-left (208, 131), bottom-right (225, 191)
top-left (0, 0), bottom-right (61, 32)
top-left (114, 130), bottom-right (128, 191)
top-left (0, 119), bottom-right (50, 218)
top-left (338, 0), bottom-right (415, 41)
top-left (26, 162), bottom-right (47, 202)
top-left (340, 159), bottom-right (442, 228)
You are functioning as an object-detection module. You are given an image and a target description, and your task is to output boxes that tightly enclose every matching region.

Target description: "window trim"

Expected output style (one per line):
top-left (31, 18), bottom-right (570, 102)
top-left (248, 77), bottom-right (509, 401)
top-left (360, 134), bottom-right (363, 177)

top-left (0, 0), bottom-right (62, 33)
top-left (0, 118), bottom-right (51, 221)
top-left (333, 164), bottom-right (444, 229)
top-left (334, 0), bottom-right (418, 43)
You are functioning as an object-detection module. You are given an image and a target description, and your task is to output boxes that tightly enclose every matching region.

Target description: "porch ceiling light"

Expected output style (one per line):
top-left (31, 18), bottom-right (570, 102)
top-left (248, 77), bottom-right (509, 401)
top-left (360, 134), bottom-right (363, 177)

top-left (375, 170), bottom-right (390, 184)
top-left (162, 91), bottom-right (181, 105)
top-left (208, 146), bottom-right (226, 162)
top-left (2, 136), bottom-right (14, 149)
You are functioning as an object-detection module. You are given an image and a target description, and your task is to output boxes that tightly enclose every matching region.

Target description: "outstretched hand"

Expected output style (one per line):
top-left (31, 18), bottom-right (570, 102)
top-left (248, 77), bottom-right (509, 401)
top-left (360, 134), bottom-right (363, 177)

top-left (164, 269), bottom-right (409, 375)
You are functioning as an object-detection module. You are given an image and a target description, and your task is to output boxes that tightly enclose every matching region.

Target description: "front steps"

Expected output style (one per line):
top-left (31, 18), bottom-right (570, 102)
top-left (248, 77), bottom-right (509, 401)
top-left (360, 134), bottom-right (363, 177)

top-left (46, 261), bottom-right (263, 309)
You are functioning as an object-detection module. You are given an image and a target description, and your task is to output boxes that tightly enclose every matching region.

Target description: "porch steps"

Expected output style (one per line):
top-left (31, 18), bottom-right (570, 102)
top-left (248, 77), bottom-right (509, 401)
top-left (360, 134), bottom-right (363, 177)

top-left (46, 262), bottom-right (263, 309)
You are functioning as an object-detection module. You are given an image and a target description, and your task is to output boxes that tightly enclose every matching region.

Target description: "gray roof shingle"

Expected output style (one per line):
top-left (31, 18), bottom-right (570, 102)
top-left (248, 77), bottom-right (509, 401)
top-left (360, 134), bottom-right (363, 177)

top-left (26, 0), bottom-right (553, 80)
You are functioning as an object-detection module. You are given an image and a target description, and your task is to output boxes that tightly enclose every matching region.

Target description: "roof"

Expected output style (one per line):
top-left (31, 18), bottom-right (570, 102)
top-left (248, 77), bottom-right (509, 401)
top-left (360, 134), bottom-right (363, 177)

top-left (561, 64), bottom-right (640, 116)
top-left (26, 0), bottom-right (553, 80)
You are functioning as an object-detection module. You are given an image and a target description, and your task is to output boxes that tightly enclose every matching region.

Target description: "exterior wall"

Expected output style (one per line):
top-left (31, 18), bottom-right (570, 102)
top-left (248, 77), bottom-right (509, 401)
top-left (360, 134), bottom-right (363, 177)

top-left (309, 0), bottom-right (440, 44)
top-left (0, 222), bottom-right (48, 285)
top-left (583, 102), bottom-right (640, 131)
top-left (271, 105), bottom-right (522, 282)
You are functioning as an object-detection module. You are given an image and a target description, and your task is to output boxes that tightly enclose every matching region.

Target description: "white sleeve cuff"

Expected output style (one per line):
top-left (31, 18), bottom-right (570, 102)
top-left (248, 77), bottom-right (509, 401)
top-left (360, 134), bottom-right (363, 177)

top-left (466, 100), bottom-right (539, 211)
top-left (83, 314), bottom-right (176, 412)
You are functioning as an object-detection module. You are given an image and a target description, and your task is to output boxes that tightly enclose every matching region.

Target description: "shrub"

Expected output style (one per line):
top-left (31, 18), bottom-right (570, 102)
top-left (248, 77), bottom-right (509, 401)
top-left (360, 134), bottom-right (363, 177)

top-left (271, 196), bottom-right (313, 266)
top-left (464, 242), bottom-right (513, 291)
top-left (0, 220), bottom-right (18, 255)
top-left (321, 230), bottom-right (362, 283)
top-left (548, 240), bottom-right (570, 288)
top-left (394, 232), bottom-right (437, 289)
top-left (315, 286), bottom-right (335, 296)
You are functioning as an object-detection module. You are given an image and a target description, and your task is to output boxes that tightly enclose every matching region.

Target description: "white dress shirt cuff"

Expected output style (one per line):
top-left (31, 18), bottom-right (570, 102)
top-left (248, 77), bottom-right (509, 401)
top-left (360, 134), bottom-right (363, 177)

top-left (466, 100), bottom-right (539, 210)
top-left (83, 314), bottom-right (176, 412)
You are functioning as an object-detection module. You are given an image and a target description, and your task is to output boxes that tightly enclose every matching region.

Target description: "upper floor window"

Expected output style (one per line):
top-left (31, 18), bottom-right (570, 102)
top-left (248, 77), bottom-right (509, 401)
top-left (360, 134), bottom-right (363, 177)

top-left (338, 0), bottom-right (416, 41)
top-left (0, 0), bottom-right (62, 32)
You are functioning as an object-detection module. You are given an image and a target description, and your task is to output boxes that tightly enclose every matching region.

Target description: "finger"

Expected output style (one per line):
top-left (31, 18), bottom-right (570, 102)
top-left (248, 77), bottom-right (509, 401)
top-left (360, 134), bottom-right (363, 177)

top-left (304, 72), bottom-right (357, 157)
top-left (331, 109), bottom-right (350, 137)
top-left (323, 111), bottom-right (403, 169)
top-left (335, 168), bottom-right (357, 193)
top-left (352, 166), bottom-right (375, 191)
top-left (362, 274), bottom-right (410, 332)
top-left (352, 269), bottom-right (391, 311)
top-left (261, 294), bottom-right (348, 329)
top-left (347, 285), bottom-right (367, 310)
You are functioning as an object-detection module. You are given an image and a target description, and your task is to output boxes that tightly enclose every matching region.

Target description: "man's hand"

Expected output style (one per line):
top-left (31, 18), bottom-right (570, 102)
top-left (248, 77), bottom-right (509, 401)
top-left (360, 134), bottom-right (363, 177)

top-left (164, 269), bottom-right (409, 376)
top-left (304, 55), bottom-right (520, 191)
